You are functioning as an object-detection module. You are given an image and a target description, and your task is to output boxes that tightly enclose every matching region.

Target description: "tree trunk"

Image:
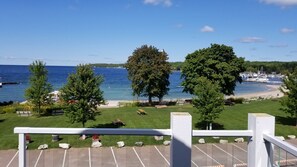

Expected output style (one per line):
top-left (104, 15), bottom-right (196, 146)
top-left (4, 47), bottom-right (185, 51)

top-left (148, 96), bottom-right (152, 105)
top-left (38, 101), bottom-right (41, 115)
top-left (158, 97), bottom-right (162, 104)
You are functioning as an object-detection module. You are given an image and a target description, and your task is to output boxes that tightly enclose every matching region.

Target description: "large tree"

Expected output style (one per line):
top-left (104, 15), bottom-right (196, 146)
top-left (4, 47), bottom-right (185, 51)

top-left (280, 69), bottom-right (297, 126)
top-left (61, 64), bottom-right (104, 127)
top-left (25, 60), bottom-right (53, 115)
top-left (192, 77), bottom-right (224, 130)
top-left (181, 44), bottom-right (245, 95)
top-left (125, 45), bottom-right (171, 104)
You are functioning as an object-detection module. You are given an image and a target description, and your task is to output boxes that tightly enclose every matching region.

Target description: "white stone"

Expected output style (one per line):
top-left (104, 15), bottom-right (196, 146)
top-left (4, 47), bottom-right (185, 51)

top-left (154, 136), bottom-right (163, 141)
top-left (91, 141), bottom-right (102, 148)
top-left (135, 142), bottom-right (143, 146)
top-left (163, 140), bottom-right (170, 146)
top-left (219, 139), bottom-right (228, 144)
top-left (38, 144), bottom-right (48, 150)
top-left (276, 136), bottom-right (285, 141)
top-left (198, 138), bottom-right (205, 144)
top-left (234, 138), bottom-right (244, 143)
top-left (79, 134), bottom-right (87, 140)
top-left (288, 135), bottom-right (296, 139)
top-left (117, 141), bottom-right (125, 148)
top-left (213, 137), bottom-right (220, 139)
top-left (59, 143), bottom-right (70, 149)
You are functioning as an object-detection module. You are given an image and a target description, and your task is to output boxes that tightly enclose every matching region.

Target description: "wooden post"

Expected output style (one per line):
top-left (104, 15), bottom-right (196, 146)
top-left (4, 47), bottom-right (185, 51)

top-left (248, 113), bottom-right (275, 167)
top-left (19, 133), bottom-right (26, 167)
top-left (170, 112), bottom-right (192, 167)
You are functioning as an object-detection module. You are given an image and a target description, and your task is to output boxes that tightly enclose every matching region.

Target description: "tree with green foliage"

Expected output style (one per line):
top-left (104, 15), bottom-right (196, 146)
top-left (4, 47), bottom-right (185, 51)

top-left (181, 44), bottom-right (245, 95)
top-left (125, 45), bottom-right (171, 104)
top-left (192, 77), bottom-right (224, 130)
top-left (280, 69), bottom-right (297, 126)
top-left (25, 60), bottom-right (53, 115)
top-left (61, 64), bottom-right (104, 127)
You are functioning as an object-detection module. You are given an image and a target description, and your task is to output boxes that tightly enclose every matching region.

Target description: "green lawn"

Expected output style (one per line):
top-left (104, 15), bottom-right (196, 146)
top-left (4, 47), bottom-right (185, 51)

top-left (0, 99), bottom-right (296, 150)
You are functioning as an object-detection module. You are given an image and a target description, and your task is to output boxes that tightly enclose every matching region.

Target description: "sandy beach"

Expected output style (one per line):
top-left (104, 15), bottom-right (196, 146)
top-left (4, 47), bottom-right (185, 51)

top-left (99, 84), bottom-right (284, 108)
top-left (226, 84), bottom-right (284, 100)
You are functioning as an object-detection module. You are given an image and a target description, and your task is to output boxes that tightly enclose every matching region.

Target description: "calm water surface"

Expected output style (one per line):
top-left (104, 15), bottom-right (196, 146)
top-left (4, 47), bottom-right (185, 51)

top-left (0, 65), bottom-right (275, 102)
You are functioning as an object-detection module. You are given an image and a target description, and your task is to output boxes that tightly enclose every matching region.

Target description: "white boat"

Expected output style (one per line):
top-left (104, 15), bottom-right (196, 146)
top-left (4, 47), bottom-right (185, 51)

top-left (0, 82), bottom-right (2, 88)
top-left (246, 76), bottom-right (269, 83)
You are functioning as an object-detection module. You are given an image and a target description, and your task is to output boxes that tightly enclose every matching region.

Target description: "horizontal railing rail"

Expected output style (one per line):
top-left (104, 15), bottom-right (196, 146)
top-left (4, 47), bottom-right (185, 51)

top-left (193, 130), bottom-right (253, 137)
top-left (263, 133), bottom-right (297, 157)
top-left (14, 127), bottom-right (172, 136)
top-left (14, 128), bottom-right (254, 137)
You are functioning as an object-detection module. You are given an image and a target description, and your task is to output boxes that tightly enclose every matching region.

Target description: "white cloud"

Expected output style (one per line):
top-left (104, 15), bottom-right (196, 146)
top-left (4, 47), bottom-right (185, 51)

top-left (260, 0), bottom-right (297, 7)
top-left (280, 27), bottom-right (295, 33)
top-left (239, 37), bottom-right (264, 43)
top-left (143, 0), bottom-right (172, 7)
top-left (269, 44), bottom-right (288, 47)
top-left (200, 25), bottom-right (214, 32)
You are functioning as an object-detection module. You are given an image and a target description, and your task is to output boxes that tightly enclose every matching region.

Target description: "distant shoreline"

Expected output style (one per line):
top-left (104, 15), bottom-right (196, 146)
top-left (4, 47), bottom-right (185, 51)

top-left (226, 84), bottom-right (283, 100)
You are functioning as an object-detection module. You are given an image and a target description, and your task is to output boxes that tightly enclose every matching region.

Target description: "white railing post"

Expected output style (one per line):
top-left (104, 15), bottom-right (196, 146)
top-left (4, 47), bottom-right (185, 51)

top-left (170, 112), bottom-right (192, 167)
top-left (19, 133), bottom-right (26, 167)
top-left (248, 113), bottom-right (275, 167)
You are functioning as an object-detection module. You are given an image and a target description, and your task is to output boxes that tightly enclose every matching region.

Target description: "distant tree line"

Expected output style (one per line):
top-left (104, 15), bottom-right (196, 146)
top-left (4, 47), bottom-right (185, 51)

top-left (92, 61), bottom-right (297, 74)
top-left (244, 61), bottom-right (297, 74)
top-left (90, 63), bottom-right (124, 68)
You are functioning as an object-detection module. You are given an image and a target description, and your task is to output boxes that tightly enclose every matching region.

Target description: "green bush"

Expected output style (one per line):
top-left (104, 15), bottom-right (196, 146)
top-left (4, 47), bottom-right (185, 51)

top-left (15, 104), bottom-right (32, 111)
top-left (119, 101), bottom-right (140, 107)
top-left (0, 106), bottom-right (16, 113)
top-left (226, 97), bottom-right (245, 104)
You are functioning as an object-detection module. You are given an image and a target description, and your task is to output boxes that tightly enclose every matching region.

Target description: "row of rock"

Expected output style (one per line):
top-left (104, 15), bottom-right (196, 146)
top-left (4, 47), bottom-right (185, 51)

top-left (36, 135), bottom-right (297, 150)
top-left (198, 137), bottom-right (245, 144)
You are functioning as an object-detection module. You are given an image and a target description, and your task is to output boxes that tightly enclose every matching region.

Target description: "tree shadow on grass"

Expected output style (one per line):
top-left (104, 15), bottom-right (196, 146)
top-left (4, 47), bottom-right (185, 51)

top-left (0, 119), bottom-right (5, 123)
top-left (195, 121), bottom-right (225, 130)
top-left (89, 123), bottom-right (124, 128)
top-left (275, 116), bottom-right (296, 126)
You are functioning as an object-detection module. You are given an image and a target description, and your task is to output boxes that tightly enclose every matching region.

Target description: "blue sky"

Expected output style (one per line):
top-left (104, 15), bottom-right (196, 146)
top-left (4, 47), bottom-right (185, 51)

top-left (0, 0), bottom-right (296, 66)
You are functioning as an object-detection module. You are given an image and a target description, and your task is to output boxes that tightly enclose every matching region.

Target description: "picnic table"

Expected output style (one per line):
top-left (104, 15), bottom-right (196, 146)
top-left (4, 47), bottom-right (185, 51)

top-left (16, 111), bottom-right (32, 116)
top-left (112, 118), bottom-right (125, 126)
top-left (137, 109), bottom-right (147, 115)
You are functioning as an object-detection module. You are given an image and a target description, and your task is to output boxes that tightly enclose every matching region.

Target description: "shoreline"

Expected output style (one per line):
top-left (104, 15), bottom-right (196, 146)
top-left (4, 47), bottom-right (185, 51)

top-left (99, 84), bottom-right (284, 108)
top-left (226, 84), bottom-right (283, 100)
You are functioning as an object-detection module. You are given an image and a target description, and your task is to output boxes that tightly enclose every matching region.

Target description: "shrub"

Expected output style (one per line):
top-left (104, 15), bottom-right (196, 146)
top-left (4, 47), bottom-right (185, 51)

top-left (226, 97), bottom-right (245, 104)
top-left (0, 106), bottom-right (16, 113)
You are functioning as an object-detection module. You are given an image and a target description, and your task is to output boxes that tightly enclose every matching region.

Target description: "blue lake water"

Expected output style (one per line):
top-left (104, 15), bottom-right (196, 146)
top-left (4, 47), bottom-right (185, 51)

top-left (0, 65), bottom-right (279, 102)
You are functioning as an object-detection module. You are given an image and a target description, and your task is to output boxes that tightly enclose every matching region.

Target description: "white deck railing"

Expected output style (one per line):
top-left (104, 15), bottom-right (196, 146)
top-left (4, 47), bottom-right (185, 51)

top-left (14, 112), bottom-right (297, 167)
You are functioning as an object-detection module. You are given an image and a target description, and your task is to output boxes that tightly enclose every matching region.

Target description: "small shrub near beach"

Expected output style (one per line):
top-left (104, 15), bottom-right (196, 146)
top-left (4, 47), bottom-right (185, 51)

top-left (0, 106), bottom-right (16, 113)
top-left (226, 97), bottom-right (245, 104)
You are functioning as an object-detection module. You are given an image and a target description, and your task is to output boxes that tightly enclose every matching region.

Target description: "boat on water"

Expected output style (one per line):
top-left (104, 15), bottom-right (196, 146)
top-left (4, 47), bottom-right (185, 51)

top-left (246, 76), bottom-right (269, 83)
top-left (0, 82), bottom-right (2, 88)
top-left (241, 71), bottom-right (285, 83)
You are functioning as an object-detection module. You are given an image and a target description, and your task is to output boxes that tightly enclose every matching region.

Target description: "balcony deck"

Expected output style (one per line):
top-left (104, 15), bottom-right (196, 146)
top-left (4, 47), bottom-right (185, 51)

top-left (2, 140), bottom-right (297, 167)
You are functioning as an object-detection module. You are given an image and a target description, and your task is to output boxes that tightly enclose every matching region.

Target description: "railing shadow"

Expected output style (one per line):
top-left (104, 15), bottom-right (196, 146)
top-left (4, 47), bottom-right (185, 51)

top-left (275, 116), bottom-right (295, 126)
top-left (89, 123), bottom-right (124, 128)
